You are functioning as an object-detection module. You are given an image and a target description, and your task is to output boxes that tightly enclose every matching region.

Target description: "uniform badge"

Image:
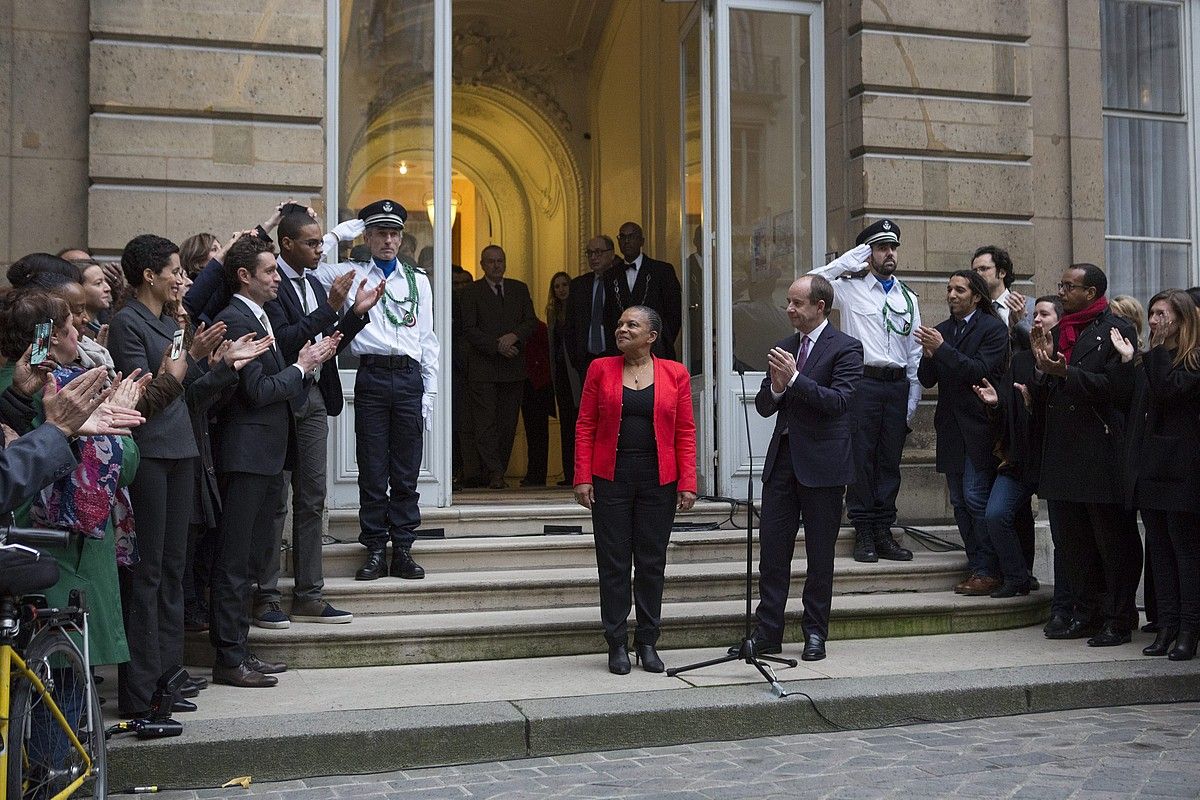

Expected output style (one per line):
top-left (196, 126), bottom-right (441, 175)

top-left (383, 201), bottom-right (393, 212)
top-left (882, 220), bottom-right (891, 231)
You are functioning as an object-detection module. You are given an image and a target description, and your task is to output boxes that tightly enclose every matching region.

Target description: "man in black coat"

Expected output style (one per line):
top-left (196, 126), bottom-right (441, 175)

top-left (1033, 263), bottom-right (1140, 646)
top-left (917, 271), bottom-right (1010, 596)
top-left (741, 275), bottom-right (863, 661)
top-left (565, 234), bottom-right (617, 376)
top-left (208, 236), bottom-right (339, 687)
top-left (606, 222), bottom-right (683, 361)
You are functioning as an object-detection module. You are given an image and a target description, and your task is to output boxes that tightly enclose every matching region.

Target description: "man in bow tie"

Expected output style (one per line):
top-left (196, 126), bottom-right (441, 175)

top-left (607, 222), bottom-right (683, 361)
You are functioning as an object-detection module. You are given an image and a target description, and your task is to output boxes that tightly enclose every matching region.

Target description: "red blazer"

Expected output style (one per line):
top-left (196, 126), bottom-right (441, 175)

top-left (574, 356), bottom-right (697, 492)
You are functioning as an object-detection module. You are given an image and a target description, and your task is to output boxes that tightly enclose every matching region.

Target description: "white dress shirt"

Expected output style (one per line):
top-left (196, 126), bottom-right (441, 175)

top-left (234, 292), bottom-right (305, 378)
top-left (770, 317), bottom-right (829, 401)
top-left (625, 252), bottom-right (644, 291)
top-left (809, 262), bottom-right (923, 420)
top-left (993, 289), bottom-right (1012, 327)
top-left (311, 259), bottom-right (440, 395)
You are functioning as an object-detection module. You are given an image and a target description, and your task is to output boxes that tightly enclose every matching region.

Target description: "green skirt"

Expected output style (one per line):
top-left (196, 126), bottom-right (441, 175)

top-left (38, 528), bottom-right (130, 667)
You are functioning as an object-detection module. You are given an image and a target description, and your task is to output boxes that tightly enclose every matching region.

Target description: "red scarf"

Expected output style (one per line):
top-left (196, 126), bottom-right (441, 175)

top-left (1056, 296), bottom-right (1108, 363)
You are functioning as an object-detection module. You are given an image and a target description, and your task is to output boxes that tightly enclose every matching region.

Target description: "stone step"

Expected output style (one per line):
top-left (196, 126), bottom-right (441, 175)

top-left (301, 524), bottom-right (965, 578)
top-left (275, 552), bottom-right (970, 615)
top-left (184, 590), bottom-right (1049, 668)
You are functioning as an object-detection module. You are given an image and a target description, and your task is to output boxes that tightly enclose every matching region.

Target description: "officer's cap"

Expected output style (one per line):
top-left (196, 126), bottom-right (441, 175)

top-left (358, 199), bottom-right (407, 230)
top-left (855, 219), bottom-right (900, 247)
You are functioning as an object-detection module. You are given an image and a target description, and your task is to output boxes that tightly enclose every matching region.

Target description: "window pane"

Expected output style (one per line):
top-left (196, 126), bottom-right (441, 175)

top-left (1106, 240), bottom-right (1192, 301)
top-left (728, 9), bottom-right (810, 372)
top-left (1103, 116), bottom-right (1190, 239)
top-left (1101, 0), bottom-right (1182, 113)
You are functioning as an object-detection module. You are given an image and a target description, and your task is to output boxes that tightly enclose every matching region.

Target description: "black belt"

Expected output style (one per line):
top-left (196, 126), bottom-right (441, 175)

top-left (862, 365), bottom-right (906, 382)
top-left (360, 354), bottom-right (415, 370)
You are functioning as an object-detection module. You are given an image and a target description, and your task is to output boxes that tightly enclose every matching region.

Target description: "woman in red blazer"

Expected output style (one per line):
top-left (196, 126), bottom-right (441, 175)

top-left (574, 305), bottom-right (697, 674)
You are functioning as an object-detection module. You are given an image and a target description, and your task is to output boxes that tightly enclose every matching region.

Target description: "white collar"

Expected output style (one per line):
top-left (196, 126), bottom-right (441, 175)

top-left (799, 318), bottom-right (829, 344)
top-left (234, 293), bottom-right (269, 320)
top-left (277, 256), bottom-right (304, 282)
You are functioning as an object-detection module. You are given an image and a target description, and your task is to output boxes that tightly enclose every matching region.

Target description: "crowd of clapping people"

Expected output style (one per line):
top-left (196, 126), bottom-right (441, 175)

top-left (0, 201), bottom-right (1198, 710)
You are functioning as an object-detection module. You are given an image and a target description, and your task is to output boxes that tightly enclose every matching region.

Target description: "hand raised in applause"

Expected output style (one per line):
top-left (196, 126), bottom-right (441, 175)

top-left (220, 333), bottom-right (274, 371)
top-left (766, 346), bottom-right (797, 393)
top-left (352, 278), bottom-right (385, 316)
top-left (189, 320), bottom-right (228, 362)
top-left (971, 377), bottom-right (999, 408)
top-left (42, 367), bottom-right (107, 437)
top-left (914, 325), bottom-right (944, 357)
top-left (1109, 327), bottom-right (1136, 363)
top-left (109, 369), bottom-right (152, 411)
top-left (296, 333), bottom-right (341, 374)
top-left (326, 271), bottom-right (355, 311)
top-left (1006, 291), bottom-right (1028, 325)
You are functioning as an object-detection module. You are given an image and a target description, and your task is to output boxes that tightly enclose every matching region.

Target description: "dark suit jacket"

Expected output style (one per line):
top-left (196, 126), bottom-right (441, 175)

top-left (604, 256), bottom-right (683, 360)
top-left (0, 425), bottom-right (77, 516)
top-left (1035, 308), bottom-right (1135, 503)
top-left (266, 268), bottom-right (368, 416)
top-left (107, 299), bottom-right (201, 460)
top-left (565, 271), bottom-right (616, 373)
top-left (1122, 346), bottom-right (1200, 511)
top-left (755, 325), bottom-right (863, 487)
top-left (459, 278), bottom-right (537, 383)
top-left (212, 297), bottom-right (305, 477)
top-left (918, 311), bottom-right (1009, 474)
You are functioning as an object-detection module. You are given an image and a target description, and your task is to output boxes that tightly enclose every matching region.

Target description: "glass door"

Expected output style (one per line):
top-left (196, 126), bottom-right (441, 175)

top-left (712, 0), bottom-right (825, 498)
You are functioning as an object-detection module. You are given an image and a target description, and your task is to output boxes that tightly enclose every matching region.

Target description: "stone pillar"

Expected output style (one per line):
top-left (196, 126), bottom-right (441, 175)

top-left (87, 0), bottom-right (327, 254)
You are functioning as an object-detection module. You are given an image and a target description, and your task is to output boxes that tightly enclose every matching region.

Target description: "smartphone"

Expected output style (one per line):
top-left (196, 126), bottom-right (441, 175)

top-left (170, 328), bottom-right (185, 360)
top-left (30, 321), bottom-right (52, 366)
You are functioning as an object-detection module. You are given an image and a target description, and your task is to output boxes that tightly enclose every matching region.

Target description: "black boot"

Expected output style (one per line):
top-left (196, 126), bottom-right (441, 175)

top-left (853, 528), bottom-right (878, 563)
top-left (874, 525), bottom-right (913, 561)
top-left (607, 642), bottom-right (631, 674)
top-left (1142, 628), bottom-right (1178, 657)
top-left (634, 641), bottom-right (665, 673)
top-left (390, 547), bottom-right (425, 579)
top-left (1168, 630), bottom-right (1198, 661)
top-left (355, 548), bottom-right (388, 581)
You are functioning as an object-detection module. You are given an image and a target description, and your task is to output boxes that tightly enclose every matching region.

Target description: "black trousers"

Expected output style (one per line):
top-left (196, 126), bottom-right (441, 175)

top-left (846, 376), bottom-right (908, 529)
top-left (469, 378), bottom-right (524, 482)
top-left (755, 438), bottom-right (845, 642)
top-left (591, 452), bottom-right (676, 646)
top-left (208, 471), bottom-right (286, 668)
top-left (356, 362), bottom-right (424, 549)
top-left (1047, 499), bottom-right (1142, 630)
top-left (119, 457), bottom-right (194, 712)
top-left (552, 355), bottom-right (577, 482)
top-left (520, 379), bottom-right (553, 484)
top-left (1141, 508), bottom-right (1200, 632)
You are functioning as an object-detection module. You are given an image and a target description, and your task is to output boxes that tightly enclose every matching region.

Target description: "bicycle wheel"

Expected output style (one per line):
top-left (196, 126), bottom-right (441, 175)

top-left (7, 628), bottom-right (106, 799)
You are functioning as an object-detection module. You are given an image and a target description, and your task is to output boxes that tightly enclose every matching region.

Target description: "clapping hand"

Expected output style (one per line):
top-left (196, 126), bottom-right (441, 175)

top-left (42, 367), bottom-right (107, 437)
top-left (189, 320), bottom-right (228, 361)
top-left (109, 369), bottom-right (152, 410)
top-left (1006, 291), bottom-right (1028, 324)
top-left (327, 271), bottom-right (355, 311)
top-left (2, 424), bottom-right (18, 448)
top-left (766, 346), bottom-right (798, 393)
top-left (914, 325), bottom-right (944, 357)
top-left (221, 332), bottom-right (274, 371)
top-left (352, 278), bottom-right (385, 316)
top-left (1149, 320), bottom-right (1171, 349)
top-left (972, 378), bottom-right (999, 407)
top-left (1109, 328), bottom-right (1136, 362)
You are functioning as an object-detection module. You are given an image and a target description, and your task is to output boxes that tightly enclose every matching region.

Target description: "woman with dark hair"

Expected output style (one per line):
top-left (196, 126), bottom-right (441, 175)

top-left (574, 305), bottom-right (697, 674)
top-left (916, 269), bottom-right (1010, 595)
top-left (6, 252), bottom-right (82, 290)
top-left (106, 234), bottom-right (216, 716)
top-left (1116, 289), bottom-right (1200, 661)
top-left (546, 271), bottom-right (579, 486)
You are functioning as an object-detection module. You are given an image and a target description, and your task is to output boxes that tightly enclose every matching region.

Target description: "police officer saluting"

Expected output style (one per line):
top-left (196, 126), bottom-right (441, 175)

top-left (810, 219), bottom-right (922, 563)
top-left (316, 200), bottom-right (439, 580)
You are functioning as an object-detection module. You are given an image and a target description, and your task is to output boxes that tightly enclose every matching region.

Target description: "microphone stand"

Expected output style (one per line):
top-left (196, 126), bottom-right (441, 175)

top-left (667, 366), bottom-right (797, 696)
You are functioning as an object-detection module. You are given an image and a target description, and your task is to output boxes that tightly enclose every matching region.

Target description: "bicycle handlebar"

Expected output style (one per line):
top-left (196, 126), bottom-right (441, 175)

top-left (1, 525), bottom-right (71, 548)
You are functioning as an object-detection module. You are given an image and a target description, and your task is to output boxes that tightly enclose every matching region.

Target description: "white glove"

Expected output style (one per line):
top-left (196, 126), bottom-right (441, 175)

top-left (332, 218), bottom-right (366, 241)
top-left (421, 392), bottom-right (435, 431)
top-left (824, 243), bottom-right (872, 276)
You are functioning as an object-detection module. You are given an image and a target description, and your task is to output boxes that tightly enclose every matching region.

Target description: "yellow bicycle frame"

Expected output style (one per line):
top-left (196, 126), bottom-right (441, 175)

top-left (0, 643), bottom-right (93, 800)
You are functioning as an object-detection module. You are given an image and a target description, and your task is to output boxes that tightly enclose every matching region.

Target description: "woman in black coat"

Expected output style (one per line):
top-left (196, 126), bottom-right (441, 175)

top-left (1116, 289), bottom-right (1200, 661)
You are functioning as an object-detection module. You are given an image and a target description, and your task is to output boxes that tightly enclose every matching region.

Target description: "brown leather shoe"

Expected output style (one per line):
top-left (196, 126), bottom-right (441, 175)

top-left (960, 575), bottom-right (1003, 596)
top-left (953, 575), bottom-right (975, 594)
top-left (213, 660), bottom-right (278, 688)
top-left (246, 653), bottom-right (287, 675)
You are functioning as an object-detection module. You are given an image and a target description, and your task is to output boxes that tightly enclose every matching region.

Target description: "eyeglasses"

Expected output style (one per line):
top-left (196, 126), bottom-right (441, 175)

top-left (617, 233), bottom-right (641, 241)
top-left (297, 239), bottom-right (322, 249)
top-left (585, 248), bottom-right (612, 257)
top-left (971, 264), bottom-right (994, 273)
top-left (1056, 282), bottom-right (1086, 292)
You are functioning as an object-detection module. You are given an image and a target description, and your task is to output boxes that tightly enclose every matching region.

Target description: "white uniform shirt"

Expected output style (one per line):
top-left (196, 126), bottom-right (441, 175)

top-left (311, 259), bottom-right (440, 395)
top-left (808, 262), bottom-right (923, 420)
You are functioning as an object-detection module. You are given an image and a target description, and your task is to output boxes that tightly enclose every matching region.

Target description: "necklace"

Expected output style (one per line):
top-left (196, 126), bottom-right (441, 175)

top-left (625, 357), bottom-right (651, 388)
top-left (380, 264), bottom-right (420, 328)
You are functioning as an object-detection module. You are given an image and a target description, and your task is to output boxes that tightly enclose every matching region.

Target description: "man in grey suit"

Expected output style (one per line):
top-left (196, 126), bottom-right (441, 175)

top-left (741, 274), bottom-right (863, 662)
top-left (459, 245), bottom-right (537, 489)
top-left (208, 236), bottom-right (338, 688)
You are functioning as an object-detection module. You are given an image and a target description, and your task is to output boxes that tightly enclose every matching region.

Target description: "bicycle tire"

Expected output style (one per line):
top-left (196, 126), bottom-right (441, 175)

top-left (7, 628), bottom-right (107, 799)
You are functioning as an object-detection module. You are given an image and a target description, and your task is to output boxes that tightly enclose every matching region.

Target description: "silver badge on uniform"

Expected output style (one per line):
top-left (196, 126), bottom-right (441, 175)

top-left (383, 201), bottom-right (393, 212)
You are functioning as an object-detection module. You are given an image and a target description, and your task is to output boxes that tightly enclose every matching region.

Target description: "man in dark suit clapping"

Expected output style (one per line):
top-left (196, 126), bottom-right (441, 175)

top-left (459, 245), bottom-right (537, 489)
top-left (208, 235), bottom-right (339, 688)
top-left (739, 274), bottom-right (863, 662)
top-left (608, 223), bottom-right (683, 361)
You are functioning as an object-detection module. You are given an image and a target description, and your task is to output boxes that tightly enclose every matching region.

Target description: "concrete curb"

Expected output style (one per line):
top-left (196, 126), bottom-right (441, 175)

top-left (108, 658), bottom-right (1200, 790)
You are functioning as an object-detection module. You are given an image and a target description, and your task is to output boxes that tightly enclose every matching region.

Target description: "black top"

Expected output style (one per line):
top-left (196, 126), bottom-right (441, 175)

top-left (617, 384), bottom-right (656, 455)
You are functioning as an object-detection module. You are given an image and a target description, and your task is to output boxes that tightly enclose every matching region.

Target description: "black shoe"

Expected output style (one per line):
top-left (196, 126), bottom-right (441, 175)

top-left (1143, 628), bottom-right (1178, 657)
top-left (990, 580), bottom-right (1032, 598)
top-left (1087, 623), bottom-right (1132, 647)
top-left (634, 641), bottom-right (665, 673)
top-left (245, 653), bottom-right (287, 675)
top-left (185, 676), bottom-right (208, 691)
top-left (608, 643), bottom-right (631, 675)
top-left (801, 633), bottom-right (826, 662)
top-left (172, 698), bottom-right (197, 713)
top-left (1046, 618), bottom-right (1101, 640)
top-left (355, 548), bottom-right (388, 581)
top-left (390, 547), bottom-right (425, 579)
top-left (727, 632), bottom-right (782, 657)
top-left (874, 526), bottom-right (913, 561)
top-left (1028, 575), bottom-right (1040, 591)
top-left (1141, 621), bottom-right (1161, 633)
top-left (1043, 614), bottom-right (1071, 637)
top-left (853, 529), bottom-right (878, 563)
top-left (178, 683), bottom-right (199, 699)
top-left (1168, 630), bottom-right (1198, 661)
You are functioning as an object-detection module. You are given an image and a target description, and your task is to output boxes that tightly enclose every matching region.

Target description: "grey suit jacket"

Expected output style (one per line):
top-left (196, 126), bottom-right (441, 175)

top-left (212, 296), bottom-right (304, 477)
top-left (0, 425), bottom-right (78, 516)
top-left (107, 299), bottom-right (200, 460)
top-left (460, 278), bottom-right (537, 383)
